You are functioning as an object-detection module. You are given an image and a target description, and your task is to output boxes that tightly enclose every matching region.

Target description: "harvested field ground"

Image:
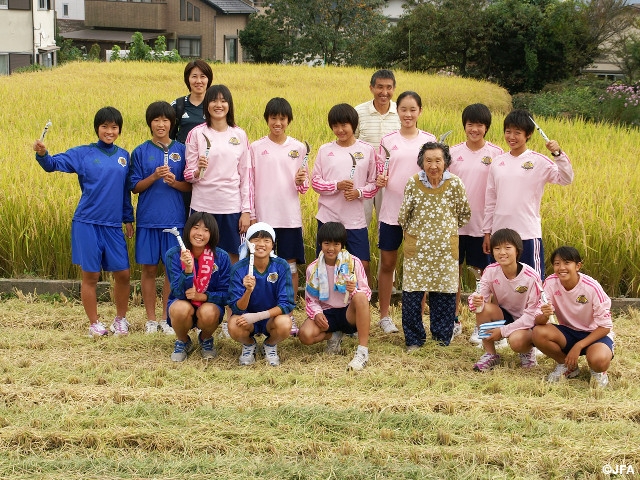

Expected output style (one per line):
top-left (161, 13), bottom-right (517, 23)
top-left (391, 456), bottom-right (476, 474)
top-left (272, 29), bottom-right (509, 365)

top-left (0, 294), bottom-right (638, 479)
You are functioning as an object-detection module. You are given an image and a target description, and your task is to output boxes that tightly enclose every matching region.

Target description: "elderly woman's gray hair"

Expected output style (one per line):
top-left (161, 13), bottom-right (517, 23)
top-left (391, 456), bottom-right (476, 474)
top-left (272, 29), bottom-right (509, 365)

top-left (417, 141), bottom-right (452, 169)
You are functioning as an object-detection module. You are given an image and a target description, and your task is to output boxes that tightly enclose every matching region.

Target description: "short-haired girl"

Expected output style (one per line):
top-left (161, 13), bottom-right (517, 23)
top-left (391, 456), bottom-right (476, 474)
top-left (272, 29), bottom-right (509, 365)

top-left (165, 212), bottom-right (230, 362)
top-left (533, 246), bottom-right (614, 387)
top-left (311, 103), bottom-right (378, 278)
top-left (470, 228), bottom-right (542, 372)
top-left (33, 106), bottom-right (134, 337)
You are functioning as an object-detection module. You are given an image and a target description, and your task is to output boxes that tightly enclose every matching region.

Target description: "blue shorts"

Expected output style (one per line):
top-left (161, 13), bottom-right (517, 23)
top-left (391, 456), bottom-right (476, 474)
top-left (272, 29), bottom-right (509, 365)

top-left (521, 238), bottom-right (544, 280)
top-left (192, 211), bottom-right (241, 255)
top-left (378, 222), bottom-right (403, 251)
top-left (71, 221), bottom-right (130, 273)
top-left (251, 318), bottom-right (271, 339)
top-left (459, 235), bottom-right (491, 270)
top-left (166, 301), bottom-right (224, 328)
top-left (135, 227), bottom-right (181, 265)
top-left (555, 324), bottom-right (615, 357)
top-left (499, 306), bottom-right (515, 325)
top-left (274, 227), bottom-right (306, 264)
top-left (316, 220), bottom-right (370, 261)
top-left (324, 306), bottom-right (358, 334)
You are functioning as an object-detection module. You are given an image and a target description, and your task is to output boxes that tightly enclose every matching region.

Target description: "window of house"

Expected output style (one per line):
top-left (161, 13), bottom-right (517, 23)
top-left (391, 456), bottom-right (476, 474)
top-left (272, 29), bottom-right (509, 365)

top-left (0, 0), bottom-right (7, 9)
top-left (38, 0), bottom-right (51, 9)
top-left (180, 0), bottom-right (200, 22)
top-left (225, 37), bottom-right (238, 63)
top-left (0, 54), bottom-right (8, 75)
top-left (62, 3), bottom-right (68, 16)
top-left (178, 37), bottom-right (201, 57)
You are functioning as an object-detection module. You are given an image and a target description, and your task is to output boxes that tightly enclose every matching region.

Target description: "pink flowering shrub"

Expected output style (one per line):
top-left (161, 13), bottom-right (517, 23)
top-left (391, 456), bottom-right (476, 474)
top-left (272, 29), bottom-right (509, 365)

top-left (599, 82), bottom-right (640, 126)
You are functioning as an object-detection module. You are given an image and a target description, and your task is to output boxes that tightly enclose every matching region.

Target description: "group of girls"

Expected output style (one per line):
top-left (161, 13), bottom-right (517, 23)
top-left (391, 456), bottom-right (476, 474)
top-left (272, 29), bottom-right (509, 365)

top-left (30, 58), bottom-right (615, 383)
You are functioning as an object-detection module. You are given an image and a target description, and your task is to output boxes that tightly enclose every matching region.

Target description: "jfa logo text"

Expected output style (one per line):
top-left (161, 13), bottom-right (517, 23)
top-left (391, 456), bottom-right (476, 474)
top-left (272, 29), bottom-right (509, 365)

top-left (602, 463), bottom-right (635, 475)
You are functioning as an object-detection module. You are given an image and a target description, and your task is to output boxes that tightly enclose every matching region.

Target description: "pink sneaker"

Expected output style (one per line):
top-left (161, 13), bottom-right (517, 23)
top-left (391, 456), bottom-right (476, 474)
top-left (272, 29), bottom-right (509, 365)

top-left (89, 321), bottom-right (108, 337)
top-left (473, 353), bottom-right (501, 372)
top-left (519, 347), bottom-right (538, 368)
top-left (290, 315), bottom-right (299, 337)
top-left (110, 316), bottom-right (130, 336)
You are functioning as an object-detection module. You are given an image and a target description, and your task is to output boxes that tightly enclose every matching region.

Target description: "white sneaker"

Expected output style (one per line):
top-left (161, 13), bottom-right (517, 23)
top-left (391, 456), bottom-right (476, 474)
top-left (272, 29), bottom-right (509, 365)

top-left (218, 321), bottom-right (231, 339)
top-left (519, 347), bottom-right (538, 368)
top-left (347, 349), bottom-right (368, 371)
top-left (110, 316), bottom-right (129, 336)
top-left (145, 320), bottom-right (159, 334)
top-left (379, 316), bottom-right (399, 333)
top-left (469, 326), bottom-right (482, 345)
top-left (264, 343), bottom-right (280, 366)
top-left (239, 343), bottom-right (256, 366)
top-left (158, 320), bottom-right (174, 335)
top-left (495, 338), bottom-right (509, 350)
top-left (547, 363), bottom-right (580, 383)
top-left (590, 369), bottom-right (609, 388)
top-left (452, 320), bottom-right (462, 338)
top-left (88, 321), bottom-right (109, 337)
top-left (325, 331), bottom-right (344, 355)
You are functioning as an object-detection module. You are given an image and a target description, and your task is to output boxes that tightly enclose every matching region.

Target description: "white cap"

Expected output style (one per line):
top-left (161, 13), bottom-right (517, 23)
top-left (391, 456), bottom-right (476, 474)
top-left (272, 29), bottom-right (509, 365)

top-left (238, 222), bottom-right (277, 259)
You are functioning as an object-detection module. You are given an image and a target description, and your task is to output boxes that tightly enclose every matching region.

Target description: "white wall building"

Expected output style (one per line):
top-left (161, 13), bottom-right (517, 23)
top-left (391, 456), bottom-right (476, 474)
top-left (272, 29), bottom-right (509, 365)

top-left (0, 0), bottom-right (58, 74)
top-left (55, 0), bottom-right (84, 21)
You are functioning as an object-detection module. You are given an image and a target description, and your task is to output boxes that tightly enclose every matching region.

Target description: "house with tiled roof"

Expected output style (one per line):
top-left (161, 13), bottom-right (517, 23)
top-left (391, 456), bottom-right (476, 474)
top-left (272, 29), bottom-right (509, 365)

top-left (60, 0), bottom-right (257, 62)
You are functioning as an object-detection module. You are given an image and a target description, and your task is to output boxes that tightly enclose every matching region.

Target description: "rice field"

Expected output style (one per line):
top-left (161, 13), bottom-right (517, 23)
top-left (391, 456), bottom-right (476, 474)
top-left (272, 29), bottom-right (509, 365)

top-left (1, 62), bottom-right (640, 296)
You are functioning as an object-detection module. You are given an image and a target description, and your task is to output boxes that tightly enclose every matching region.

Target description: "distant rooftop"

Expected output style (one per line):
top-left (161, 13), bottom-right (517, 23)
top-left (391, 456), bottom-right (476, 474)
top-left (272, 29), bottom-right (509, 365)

top-left (202, 0), bottom-right (257, 14)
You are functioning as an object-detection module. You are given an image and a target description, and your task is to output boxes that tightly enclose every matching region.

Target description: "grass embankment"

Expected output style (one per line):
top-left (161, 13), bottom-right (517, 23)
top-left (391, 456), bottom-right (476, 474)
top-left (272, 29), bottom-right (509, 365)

top-left (0, 296), bottom-right (638, 478)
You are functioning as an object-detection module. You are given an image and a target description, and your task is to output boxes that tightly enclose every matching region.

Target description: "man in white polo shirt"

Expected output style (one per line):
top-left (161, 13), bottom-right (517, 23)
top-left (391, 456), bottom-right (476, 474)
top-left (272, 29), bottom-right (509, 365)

top-left (354, 69), bottom-right (401, 334)
top-left (354, 69), bottom-right (400, 226)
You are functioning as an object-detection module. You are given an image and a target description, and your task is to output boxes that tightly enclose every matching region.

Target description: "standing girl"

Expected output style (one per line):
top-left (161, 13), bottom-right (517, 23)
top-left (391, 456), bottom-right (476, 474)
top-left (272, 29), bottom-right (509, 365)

top-left (33, 107), bottom-right (134, 337)
top-left (376, 91), bottom-right (436, 334)
top-left (184, 85), bottom-right (251, 263)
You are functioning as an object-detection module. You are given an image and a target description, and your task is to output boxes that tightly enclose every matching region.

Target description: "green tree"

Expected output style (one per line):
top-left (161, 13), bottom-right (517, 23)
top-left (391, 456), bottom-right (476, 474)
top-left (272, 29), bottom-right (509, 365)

top-left (375, 0), bottom-right (608, 93)
top-left (239, 13), bottom-right (292, 63)
top-left (240, 0), bottom-right (388, 66)
top-left (88, 43), bottom-right (101, 61)
top-left (613, 32), bottom-right (640, 82)
top-left (153, 35), bottom-right (167, 58)
top-left (128, 32), bottom-right (152, 61)
top-left (57, 38), bottom-right (84, 64)
top-left (110, 45), bottom-right (122, 62)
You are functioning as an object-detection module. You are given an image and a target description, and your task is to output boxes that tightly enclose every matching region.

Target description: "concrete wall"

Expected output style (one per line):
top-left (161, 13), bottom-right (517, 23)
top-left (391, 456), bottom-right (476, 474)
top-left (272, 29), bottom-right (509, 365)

top-left (0, 10), bottom-right (34, 52)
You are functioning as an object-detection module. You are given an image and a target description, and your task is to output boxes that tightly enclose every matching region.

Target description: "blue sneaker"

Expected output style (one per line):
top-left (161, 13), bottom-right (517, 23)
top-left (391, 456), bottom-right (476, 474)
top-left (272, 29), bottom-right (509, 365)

top-left (199, 335), bottom-right (217, 360)
top-left (171, 338), bottom-right (194, 362)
